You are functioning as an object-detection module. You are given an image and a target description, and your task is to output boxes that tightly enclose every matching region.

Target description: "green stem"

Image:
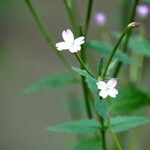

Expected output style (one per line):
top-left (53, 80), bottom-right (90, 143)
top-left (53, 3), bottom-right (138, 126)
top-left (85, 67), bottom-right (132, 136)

top-left (79, 26), bottom-right (93, 118)
top-left (75, 53), bottom-right (95, 78)
top-left (99, 116), bottom-right (107, 150)
top-left (25, 0), bottom-right (71, 71)
top-left (63, 0), bottom-right (79, 35)
top-left (100, 23), bottom-right (138, 150)
top-left (113, 0), bottom-right (140, 77)
top-left (102, 23), bottom-right (136, 79)
top-left (84, 0), bottom-right (94, 36)
top-left (109, 124), bottom-right (122, 150)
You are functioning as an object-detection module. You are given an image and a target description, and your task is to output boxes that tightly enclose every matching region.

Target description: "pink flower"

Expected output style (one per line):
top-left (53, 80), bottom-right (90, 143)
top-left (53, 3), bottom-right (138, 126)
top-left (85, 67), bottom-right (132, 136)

top-left (136, 4), bottom-right (149, 18)
top-left (95, 12), bottom-right (106, 26)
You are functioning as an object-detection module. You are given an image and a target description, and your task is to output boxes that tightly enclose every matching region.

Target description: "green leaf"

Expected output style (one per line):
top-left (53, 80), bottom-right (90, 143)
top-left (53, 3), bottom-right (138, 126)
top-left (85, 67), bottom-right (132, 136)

top-left (110, 85), bottom-right (150, 113)
top-left (74, 138), bottom-right (101, 150)
top-left (45, 119), bottom-right (100, 134)
top-left (129, 36), bottom-right (150, 57)
top-left (22, 74), bottom-right (79, 94)
top-left (110, 116), bottom-right (150, 133)
top-left (95, 99), bottom-right (109, 119)
top-left (72, 67), bottom-right (98, 94)
top-left (86, 40), bottom-right (135, 64)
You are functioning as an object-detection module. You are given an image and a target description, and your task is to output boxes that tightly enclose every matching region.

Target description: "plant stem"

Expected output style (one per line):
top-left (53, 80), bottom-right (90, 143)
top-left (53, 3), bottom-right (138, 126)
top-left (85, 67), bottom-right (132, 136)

top-left (100, 23), bottom-right (137, 150)
top-left (109, 124), bottom-right (122, 150)
top-left (79, 26), bottom-right (93, 118)
top-left (113, 0), bottom-right (140, 77)
top-left (99, 116), bottom-right (107, 150)
top-left (63, 0), bottom-right (79, 35)
top-left (81, 77), bottom-right (92, 118)
top-left (25, 0), bottom-right (71, 71)
top-left (75, 53), bottom-right (95, 78)
top-left (84, 0), bottom-right (94, 36)
top-left (102, 23), bottom-right (134, 79)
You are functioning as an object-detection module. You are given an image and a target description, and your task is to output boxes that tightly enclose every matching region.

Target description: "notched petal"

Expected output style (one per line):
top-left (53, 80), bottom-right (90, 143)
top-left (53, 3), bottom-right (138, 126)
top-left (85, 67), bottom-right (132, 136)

top-left (107, 79), bottom-right (117, 88)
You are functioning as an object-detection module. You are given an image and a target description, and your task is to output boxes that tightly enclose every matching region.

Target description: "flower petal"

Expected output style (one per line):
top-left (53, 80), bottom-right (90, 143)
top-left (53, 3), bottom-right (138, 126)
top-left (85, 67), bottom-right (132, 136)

top-left (108, 88), bottom-right (118, 98)
top-left (107, 79), bottom-right (117, 88)
top-left (96, 81), bottom-right (107, 90)
top-left (56, 42), bottom-right (69, 51)
top-left (62, 29), bottom-right (74, 46)
top-left (74, 36), bottom-right (85, 45)
top-left (62, 30), bottom-right (68, 41)
top-left (99, 90), bottom-right (108, 98)
top-left (67, 29), bottom-right (74, 44)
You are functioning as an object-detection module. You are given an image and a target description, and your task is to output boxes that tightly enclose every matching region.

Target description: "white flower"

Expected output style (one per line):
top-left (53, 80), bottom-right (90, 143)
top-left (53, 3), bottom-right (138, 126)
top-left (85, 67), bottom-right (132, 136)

top-left (96, 79), bottom-right (118, 99)
top-left (55, 29), bottom-right (85, 53)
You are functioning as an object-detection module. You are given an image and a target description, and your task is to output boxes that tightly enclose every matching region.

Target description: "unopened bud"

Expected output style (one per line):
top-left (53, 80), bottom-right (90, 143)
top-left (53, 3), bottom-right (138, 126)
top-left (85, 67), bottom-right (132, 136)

top-left (128, 22), bottom-right (140, 28)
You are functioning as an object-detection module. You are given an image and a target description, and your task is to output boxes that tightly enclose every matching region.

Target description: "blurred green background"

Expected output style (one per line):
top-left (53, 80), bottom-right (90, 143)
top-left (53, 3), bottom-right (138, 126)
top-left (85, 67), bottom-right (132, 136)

top-left (0, 0), bottom-right (150, 150)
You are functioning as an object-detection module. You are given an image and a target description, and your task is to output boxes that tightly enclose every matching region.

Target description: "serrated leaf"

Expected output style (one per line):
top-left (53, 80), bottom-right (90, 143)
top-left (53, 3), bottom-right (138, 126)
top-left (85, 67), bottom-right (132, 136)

top-left (110, 85), bottom-right (150, 113)
top-left (74, 138), bottom-right (101, 150)
top-left (86, 40), bottom-right (135, 64)
top-left (45, 119), bottom-right (100, 134)
top-left (72, 67), bottom-right (98, 94)
top-left (22, 74), bottom-right (79, 94)
top-left (129, 36), bottom-right (150, 57)
top-left (95, 99), bottom-right (109, 119)
top-left (110, 116), bottom-right (150, 133)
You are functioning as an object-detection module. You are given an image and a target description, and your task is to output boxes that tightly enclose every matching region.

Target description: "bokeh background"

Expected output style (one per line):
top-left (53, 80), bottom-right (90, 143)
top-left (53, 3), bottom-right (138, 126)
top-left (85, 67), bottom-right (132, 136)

top-left (0, 0), bottom-right (150, 150)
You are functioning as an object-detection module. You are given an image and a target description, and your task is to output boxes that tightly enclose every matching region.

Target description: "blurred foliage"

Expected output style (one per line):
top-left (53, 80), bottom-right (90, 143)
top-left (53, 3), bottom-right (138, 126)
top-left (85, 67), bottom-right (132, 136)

top-left (74, 137), bottom-right (101, 150)
top-left (86, 40), bottom-right (138, 65)
top-left (22, 74), bottom-right (79, 94)
top-left (110, 85), bottom-right (150, 114)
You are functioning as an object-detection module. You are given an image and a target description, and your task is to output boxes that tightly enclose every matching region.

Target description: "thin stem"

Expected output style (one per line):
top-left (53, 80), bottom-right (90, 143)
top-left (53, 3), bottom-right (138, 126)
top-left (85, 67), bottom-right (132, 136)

top-left (84, 0), bottom-right (94, 36)
top-left (113, 0), bottom-right (140, 77)
top-left (63, 0), bottom-right (79, 35)
top-left (99, 116), bottom-right (107, 150)
top-left (79, 25), bottom-right (93, 118)
top-left (25, 0), bottom-right (71, 71)
top-left (102, 25), bottom-right (130, 78)
top-left (109, 122), bottom-right (122, 150)
top-left (75, 53), bottom-right (95, 78)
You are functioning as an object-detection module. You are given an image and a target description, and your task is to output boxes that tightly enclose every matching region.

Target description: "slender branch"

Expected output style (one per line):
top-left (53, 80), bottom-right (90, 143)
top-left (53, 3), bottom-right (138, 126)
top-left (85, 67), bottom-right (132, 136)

top-left (102, 22), bottom-right (140, 79)
top-left (79, 26), bottom-right (93, 118)
top-left (113, 0), bottom-right (140, 77)
top-left (25, 0), bottom-right (71, 71)
top-left (63, 0), bottom-right (79, 35)
top-left (100, 22), bottom-right (140, 150)
top-left (75, 53), bottom-right (95, 78)
top-left (108, 119), bottom-right (122, 150)
top-left (99, 116), bottom-right (107, 150)
top-left (84, 0), bottom-right (94, 36)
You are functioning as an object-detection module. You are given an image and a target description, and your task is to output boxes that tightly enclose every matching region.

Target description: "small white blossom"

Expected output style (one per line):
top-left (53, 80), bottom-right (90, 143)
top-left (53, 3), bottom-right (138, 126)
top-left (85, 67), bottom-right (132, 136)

top-left (56, 29), bottom-right (85, 53)
top-left (96, 79), bottom-right (118, 99)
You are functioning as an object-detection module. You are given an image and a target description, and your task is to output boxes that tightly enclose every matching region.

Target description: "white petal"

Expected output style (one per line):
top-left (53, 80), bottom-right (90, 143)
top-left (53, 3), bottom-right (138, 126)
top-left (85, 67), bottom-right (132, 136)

top-left (67, 29), bottom-right (74, 44)
top-left (96, 81), bottom-right (107, 90)
top-left (99, 90), bottom-right (108, 98)
top-left (69, 45), bottom-right (81, 53)
top-left (107, 79), bottom-right (117, 88)
top-left (62, 29), bottom-right (74, 46)
top-left (108, 88), bottom-right (118, 98)
top-left (62, 30), bottom-right (68, 41)
top-left (74, 36), bottom-right (85, 45)
top-left (56, 42), bottom-right (69, 51)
